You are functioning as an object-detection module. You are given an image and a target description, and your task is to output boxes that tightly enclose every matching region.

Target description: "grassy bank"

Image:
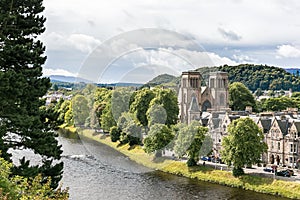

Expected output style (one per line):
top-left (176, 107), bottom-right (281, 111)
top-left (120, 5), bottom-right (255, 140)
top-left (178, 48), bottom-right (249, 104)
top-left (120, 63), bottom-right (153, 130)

top-left (76, 129), bottom-right (300, 199)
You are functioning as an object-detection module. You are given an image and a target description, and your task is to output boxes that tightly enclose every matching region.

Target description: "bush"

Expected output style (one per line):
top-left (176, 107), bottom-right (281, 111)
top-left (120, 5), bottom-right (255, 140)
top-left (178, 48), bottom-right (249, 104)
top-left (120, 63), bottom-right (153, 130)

top-left (110, 126), bottom-right (121, 142)
top-left (232, 167), bottom-right (245, 177)
top-left (127, 135), bottom-right (141, 146)
top-left (187, 158), bottom-right (197, 167)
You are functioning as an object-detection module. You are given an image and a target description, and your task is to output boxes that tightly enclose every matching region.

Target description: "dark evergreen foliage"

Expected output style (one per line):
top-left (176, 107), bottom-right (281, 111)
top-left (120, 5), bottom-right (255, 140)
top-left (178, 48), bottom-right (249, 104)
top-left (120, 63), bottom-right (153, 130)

top-left (0, 0), bottom-right (63, 189)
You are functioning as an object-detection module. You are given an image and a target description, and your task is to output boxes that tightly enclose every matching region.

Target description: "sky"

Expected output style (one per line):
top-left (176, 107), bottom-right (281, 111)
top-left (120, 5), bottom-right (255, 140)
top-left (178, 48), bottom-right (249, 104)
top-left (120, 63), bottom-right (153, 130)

top-left (41, 0), bottom-right (300, 83)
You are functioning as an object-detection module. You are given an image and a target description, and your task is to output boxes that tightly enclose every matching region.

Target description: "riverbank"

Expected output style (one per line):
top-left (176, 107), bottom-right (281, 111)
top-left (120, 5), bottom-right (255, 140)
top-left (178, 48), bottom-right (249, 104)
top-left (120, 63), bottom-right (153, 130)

top-left (76, 129), bottom-right (300, 199)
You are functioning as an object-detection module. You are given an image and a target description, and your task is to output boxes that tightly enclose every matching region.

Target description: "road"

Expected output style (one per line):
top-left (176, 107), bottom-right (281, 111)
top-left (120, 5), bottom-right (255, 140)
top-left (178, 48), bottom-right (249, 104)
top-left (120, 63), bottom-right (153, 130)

top-left (199, 160), bottom-right (300, 182)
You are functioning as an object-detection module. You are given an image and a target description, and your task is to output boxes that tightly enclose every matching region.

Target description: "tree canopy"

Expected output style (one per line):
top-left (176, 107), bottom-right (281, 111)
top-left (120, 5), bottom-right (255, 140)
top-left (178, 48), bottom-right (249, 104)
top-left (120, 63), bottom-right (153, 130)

top-left (221, 117), bottom-right (267, 177)
top-left (0, 0), bottom-right (63, 188)
top-left (229, 82), bottom-right (256, 111)
top-left (143, 124), bottom-right (174, 157)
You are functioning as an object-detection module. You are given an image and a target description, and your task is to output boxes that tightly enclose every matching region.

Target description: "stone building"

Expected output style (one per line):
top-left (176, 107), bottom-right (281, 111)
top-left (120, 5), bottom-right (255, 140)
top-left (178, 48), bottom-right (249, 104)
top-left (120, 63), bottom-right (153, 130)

top-left (178, 71), bottom-right (229, 124)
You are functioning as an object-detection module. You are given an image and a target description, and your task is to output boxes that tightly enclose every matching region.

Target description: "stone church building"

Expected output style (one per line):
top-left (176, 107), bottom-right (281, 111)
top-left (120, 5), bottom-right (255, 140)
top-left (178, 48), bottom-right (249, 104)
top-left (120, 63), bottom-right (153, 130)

top-left (178, 71), bottom-right (229, 124)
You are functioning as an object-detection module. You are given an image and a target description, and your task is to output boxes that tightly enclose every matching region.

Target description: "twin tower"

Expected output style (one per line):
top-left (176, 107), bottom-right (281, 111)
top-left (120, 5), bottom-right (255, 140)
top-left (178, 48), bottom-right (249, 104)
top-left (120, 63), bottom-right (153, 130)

top-left (178, 71), bottom-right (229, 124)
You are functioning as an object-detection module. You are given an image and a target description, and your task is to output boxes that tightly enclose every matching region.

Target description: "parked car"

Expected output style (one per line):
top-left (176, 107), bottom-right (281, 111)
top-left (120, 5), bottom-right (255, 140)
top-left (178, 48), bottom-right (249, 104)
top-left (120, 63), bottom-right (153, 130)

top-left (211, 157), bottom-right (223, 164)
top-left (276, 170), bottom-right (291, 177)
top-left (286, 169), bottom-right (294, 176)
top-left (263, 168), bottom-right (274, 173)
top-left (201, 156), bottom-right (211, 161)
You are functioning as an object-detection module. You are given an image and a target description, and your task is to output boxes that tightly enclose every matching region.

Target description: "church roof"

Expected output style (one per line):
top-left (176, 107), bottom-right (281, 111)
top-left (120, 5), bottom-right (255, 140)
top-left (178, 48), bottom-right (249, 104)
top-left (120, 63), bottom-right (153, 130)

top-left (189, 96), bottom-right (200, 112)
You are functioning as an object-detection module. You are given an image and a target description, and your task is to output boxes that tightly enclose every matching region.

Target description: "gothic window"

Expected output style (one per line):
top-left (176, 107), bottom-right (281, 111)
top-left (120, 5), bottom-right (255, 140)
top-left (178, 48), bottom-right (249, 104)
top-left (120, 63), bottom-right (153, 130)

top-left (219, 93), bottom-right (225, 106)
top-left (278, 142), bottom-right (280, 150)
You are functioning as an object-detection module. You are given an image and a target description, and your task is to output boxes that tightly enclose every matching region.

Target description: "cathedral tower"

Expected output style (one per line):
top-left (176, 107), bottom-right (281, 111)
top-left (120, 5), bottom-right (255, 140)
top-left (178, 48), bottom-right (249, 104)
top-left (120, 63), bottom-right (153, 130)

top-left (178, 71), bottom-right (202, 124)
top-left (208, 72), bottom-right (229, 111)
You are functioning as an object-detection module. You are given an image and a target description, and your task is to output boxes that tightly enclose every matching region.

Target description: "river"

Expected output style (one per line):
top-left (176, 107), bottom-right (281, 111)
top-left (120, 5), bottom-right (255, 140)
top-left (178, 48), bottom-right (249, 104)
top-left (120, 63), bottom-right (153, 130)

top-left (58, 131), bottom-right (289, 200)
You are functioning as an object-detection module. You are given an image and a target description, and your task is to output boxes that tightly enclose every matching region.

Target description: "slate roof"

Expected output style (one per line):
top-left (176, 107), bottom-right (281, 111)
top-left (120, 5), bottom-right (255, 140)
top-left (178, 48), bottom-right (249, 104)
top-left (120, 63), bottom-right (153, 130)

top-left (260, 118), bottom-right (272, 133)
top-left (277, 119), bottom-right (290, 136)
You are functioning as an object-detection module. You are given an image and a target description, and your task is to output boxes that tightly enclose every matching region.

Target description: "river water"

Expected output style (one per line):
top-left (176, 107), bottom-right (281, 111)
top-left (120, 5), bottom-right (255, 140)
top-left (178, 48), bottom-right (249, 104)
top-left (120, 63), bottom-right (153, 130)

top-left (58, 131), bottom-right (289, 200)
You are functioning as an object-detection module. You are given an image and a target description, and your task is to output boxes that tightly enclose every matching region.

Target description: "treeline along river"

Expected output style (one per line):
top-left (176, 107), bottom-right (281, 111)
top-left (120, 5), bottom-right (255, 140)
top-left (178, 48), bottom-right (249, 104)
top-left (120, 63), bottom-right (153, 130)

top-left (58, 130), bottom-right (289, 200)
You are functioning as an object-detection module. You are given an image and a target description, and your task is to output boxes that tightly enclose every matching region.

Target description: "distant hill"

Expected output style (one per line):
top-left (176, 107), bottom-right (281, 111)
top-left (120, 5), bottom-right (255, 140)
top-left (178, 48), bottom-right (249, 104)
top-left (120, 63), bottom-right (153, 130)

top-left (145, 65), bottom-right (300, 92)
top-left (49, 75), bottom-right (92, 83)
top-left (142, 74), bottom-right (179, 88)
top-left (219, 64), bottom-right (300, 91)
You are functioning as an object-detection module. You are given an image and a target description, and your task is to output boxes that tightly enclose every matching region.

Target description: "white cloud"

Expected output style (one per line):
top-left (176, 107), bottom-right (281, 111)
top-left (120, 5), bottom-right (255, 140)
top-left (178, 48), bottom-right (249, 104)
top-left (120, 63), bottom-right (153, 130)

top-left (42, 0), bottom-right (300, 77)
top-left (232, 54), bottom-right (256, 63)
top-left (43, 68), bottom-right (78, 77)
top-left (42, 32), bottom-right (101, 53)
top-left (67, 34), bottom-right (101, 53)
top-left (276, 44), bottom-right (300, 58)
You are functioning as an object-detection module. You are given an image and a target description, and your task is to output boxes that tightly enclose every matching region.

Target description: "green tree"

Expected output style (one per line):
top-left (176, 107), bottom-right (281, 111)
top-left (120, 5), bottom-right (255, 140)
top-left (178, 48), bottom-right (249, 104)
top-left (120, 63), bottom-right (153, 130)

top-left (262, 96), bottom-right (296, 111)
top-left (174, 121), bottom-right (207, 166)
top-left (72, 94), bottom-right (89, 126)
top-left (130, 88), bottom-right (156, 127)
top-left (111, 87), bottom-right (134, 122)
top-left (0, 0), bottom-right (63, 188)
top-left (101, 101), bottom-right (116, 132)
top-left (221, 118), bottom-right (267, 177)
top-left (0, 155), bottom-right (68, 199)
top-left (229, 82), bottom-right (256, 111)
top-left (146, 103), bottom-right (167, 127)
top-left (149, 88), bottom-right (179, 126)
top-left (186, 122), bottom-right (207, 166)
top-left (117, 112), bottom-right (142, 146)
top-left (143, 124), bottom-right (174, 157)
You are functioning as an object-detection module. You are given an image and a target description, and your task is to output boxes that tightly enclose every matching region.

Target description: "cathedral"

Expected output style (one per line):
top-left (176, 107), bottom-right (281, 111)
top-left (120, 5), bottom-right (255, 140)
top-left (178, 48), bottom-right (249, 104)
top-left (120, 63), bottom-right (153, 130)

top-left (178, 71), bottom-right (229, 124)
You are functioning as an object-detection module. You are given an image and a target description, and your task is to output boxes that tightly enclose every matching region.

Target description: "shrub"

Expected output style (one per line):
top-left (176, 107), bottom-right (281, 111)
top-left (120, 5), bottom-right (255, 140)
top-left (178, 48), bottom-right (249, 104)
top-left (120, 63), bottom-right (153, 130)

top-left (110, 126), bottom-right (121, 142)
top-left (232, 167), bottom-right (244, 177)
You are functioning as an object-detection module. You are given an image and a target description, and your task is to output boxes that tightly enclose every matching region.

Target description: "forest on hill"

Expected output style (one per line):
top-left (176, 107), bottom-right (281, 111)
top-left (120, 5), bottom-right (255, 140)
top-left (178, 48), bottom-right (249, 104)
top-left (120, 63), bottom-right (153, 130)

top-left (145, 65), bottom-right (300, 92)
top-left (218, 64), bottom-right (300, 92)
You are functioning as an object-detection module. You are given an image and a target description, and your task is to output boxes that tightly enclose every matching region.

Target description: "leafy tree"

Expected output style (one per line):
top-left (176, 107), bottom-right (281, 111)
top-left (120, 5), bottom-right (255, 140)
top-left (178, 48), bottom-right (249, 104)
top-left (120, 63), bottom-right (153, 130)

top-left (261, 96), bottom-right (296, 111)
top-left (221, 118), bottom-right (267, 177)
top-left (130, 88), bottom-right (156, 127)
top-left (117, 112), bottom-right (141, 146)
top-left (72, 94), bottom-right (89, 126)
top-left (0, 155), bottom-right (68, 199)
top-left (186, 122), bottom-right (207, 166)
top-left (111, 87), bottom-right (134, 122)
top-left (174, 123), bottom-right (192, 158)
top-left (143, 124), bottom-right (174, 157)
top-left (149, 88), bottom-right (179, 126)
top-left (199, 135), bottom-right (213, 157)
top-left (64, 104), bottom-right (74, 126)
top-left (229, 82), bottom-right (256, 111)
top-left (101, 101), bottom-right (116, 132)
top-left (174, 121), bottom-right (207, 166)
top-left (0, 0), bottom-right (63, 188)
top-left (146, 103), bottom-right (167, 127)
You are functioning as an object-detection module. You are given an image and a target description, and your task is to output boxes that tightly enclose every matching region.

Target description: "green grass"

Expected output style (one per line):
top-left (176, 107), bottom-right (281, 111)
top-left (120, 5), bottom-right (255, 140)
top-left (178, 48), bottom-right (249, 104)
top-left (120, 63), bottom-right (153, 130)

top-left (76, 129), bottom-right (300, 199)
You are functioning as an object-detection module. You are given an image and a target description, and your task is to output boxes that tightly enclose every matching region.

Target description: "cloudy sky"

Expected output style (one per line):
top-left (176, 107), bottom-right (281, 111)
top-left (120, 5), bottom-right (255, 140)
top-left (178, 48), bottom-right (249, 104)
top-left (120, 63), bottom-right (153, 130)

top-left (41, 0), bottom-right (300, 83)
